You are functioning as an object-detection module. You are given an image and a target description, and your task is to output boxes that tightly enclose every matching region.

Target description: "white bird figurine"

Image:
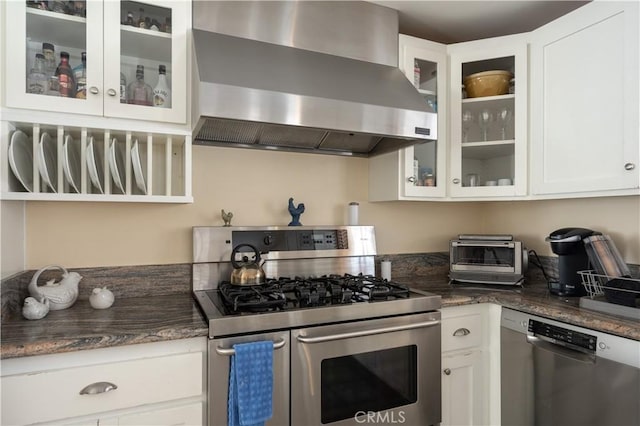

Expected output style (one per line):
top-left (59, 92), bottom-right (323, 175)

top-left (221, 209), bottom-right (233, 226)
top-left (89, 287), bottom-right (115, 309)
top-left (22, 297), bottom-right (50, 320)
top-left (28, 265), bottom-right (82, 311)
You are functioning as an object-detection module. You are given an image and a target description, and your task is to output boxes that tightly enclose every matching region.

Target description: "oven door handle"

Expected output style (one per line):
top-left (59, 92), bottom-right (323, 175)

top-left (296, 320), bottom-right (440, 344)
top-left (215, 338), bottom-right (287, 356)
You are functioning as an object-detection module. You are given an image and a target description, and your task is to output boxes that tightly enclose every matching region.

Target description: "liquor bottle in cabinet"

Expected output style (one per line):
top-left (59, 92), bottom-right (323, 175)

top-left (55, 52), bottom-right (75, 98)
top-left (153, 65), bottom-right (171, 108)
top-left (27, 54), bottom-right (47, 94)
top-left (72, 52), bottom-right (87, 99)
top-left (127, 65), bottom-right (153, 106)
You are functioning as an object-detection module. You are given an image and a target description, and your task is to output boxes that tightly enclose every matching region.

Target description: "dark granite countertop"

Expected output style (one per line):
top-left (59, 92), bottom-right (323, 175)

top-left (1, 293), bottom-right (209, 359)
top-left (2, 275), bottom-right (637, 360)
top-left (407, 279), bottom-right (639, 341)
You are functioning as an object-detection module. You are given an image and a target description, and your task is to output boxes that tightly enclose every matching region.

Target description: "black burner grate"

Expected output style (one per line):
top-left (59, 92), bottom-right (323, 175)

top-left (219, 274), bottom-right (410, 313)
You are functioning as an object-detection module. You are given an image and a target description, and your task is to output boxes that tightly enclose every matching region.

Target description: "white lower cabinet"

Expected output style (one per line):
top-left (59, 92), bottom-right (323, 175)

top-left (0, 337), bottom-right (207, 426)
top-left (101, 402), bottom-right (203, 426)
top-left (440, 304), bottom-right (501, 426)
top-left (442, 350), bottom-right (484, 426)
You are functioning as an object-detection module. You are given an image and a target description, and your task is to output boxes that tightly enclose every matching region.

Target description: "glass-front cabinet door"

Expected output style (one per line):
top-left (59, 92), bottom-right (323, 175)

top-left (400, 36), bottom-right (447, 198)
top-left (369, 35), bottom-right (446, 201)
top-left (448, 34), bottom-right (528, 198)
top-left (5, 1), bottom-right (186, 124)
top-left (5, 0), bottom-right (104, 115)
top-left (103, 0), bottom-right (186, 123)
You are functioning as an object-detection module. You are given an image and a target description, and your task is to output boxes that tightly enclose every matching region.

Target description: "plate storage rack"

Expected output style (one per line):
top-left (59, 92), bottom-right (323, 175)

top-left (1, 121), bottom-right (192, 203)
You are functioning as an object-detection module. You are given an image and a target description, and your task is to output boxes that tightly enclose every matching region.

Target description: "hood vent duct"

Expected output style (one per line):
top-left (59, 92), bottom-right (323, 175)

top-left (192, 1), bottom-right (437, 157)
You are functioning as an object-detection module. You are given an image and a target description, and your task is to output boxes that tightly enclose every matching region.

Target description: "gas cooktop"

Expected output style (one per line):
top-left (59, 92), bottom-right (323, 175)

top-left (194, 275), bottom-right (439, 338)
top-left (218, 274), bottom-right (412, 313)
top-left (192, 226), bottom-right (441, 338)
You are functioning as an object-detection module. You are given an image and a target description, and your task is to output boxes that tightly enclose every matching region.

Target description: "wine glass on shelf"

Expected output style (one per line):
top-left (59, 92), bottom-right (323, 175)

top-left (496, 107), bottom-right (513, 140)
top-left (478, 110), bottom-right (493, 142)
top-left (462, 110), bottom-right (474, 143)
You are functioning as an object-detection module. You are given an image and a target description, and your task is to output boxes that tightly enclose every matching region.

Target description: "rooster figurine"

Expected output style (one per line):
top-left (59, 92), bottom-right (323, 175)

top-left (221, 209), bottom-right (233, 227)
top-left (288, 197), bottom-right (305, 226)
top-left (22, 296), bottom-right (50, 320)
top-left (28, 265), bottom-right (82, 310)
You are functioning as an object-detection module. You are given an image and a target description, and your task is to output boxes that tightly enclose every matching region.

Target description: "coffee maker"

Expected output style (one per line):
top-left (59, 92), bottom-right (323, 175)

top-left (546, 227), bottom-right (599, 296)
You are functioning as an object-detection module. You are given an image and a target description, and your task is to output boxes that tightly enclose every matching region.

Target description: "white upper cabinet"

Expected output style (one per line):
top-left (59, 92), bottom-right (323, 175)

top-left (530, 1), bottom-right (639, 195)
top-left (448, 34), bottom-right (528, 198)
top-left (4, 1), bottom-right (187, 124)
top-left (369, 35), bottom-right (447, 201)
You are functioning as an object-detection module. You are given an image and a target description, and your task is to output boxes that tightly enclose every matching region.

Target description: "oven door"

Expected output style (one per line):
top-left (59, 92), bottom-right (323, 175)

top-left (209, 331), bottom-right (289, 426)
top-left (291, 312), bottom-right (441, 426)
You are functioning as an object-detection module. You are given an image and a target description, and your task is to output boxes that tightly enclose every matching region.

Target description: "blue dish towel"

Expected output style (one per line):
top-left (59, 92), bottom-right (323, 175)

top-left (228, 340), bottom-right (274, 426)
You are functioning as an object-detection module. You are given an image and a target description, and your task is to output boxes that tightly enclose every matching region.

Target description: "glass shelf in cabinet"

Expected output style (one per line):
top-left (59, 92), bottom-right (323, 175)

top-left (462, 93), bottom-right (514, 103)
top-left (462, 141), bottom-right (514, 160)
top-left (26, 8), bottom-right (86, 51)
top-left (120, 26), bottom-right (171, 63)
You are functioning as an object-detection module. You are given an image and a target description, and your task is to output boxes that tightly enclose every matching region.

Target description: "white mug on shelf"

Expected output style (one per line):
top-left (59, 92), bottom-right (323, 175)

top-left (485, 180), bottom-right (497, 186)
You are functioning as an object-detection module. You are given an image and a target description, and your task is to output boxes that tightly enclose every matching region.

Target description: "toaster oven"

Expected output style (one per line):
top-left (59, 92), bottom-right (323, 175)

top-left (449, 235), bottom-right (527, 285)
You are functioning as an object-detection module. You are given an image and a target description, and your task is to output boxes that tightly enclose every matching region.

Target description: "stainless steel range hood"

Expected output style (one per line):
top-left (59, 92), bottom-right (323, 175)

top-left (192, 1), bottom-right (437, 157)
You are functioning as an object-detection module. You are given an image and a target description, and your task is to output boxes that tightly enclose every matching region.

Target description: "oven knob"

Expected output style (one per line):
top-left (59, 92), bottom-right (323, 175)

top-left (443, 368), bottom-right (451, 375)
top-left (264, 235), bottom-right (273, 246)
top-left (598, 342), bottom-right (606, 350)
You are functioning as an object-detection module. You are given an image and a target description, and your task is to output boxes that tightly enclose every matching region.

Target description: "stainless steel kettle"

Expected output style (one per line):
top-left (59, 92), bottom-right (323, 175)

top-left (230, 244), bottom-right (266, 285)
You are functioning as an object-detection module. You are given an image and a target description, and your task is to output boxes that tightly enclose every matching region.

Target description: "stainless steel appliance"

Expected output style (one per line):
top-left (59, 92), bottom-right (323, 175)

top-left (191, 1), bottom-right (437, 157)
top-left (546, 227), bottom-right (598, 296)
top-left (449, 234), bottom-right (527, 285)
top-left (192, 226), bottom-right (442, 426)
top-left (501, 308), bottom-right (640, 426)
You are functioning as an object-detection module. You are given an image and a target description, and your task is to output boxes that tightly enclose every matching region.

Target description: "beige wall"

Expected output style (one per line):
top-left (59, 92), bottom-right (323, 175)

top-left (22, 146), bottom-right (640, 268)
top-left (483, 197), bottom-right (640, 263)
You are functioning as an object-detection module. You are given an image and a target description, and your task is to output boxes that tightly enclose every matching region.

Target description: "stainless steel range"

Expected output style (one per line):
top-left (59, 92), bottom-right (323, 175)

top-left (193, 226), bottom-right (442, 426)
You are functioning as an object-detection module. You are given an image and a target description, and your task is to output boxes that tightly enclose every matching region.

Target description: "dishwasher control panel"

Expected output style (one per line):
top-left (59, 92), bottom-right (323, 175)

top-left (529, 319), bottom-right (597, 352)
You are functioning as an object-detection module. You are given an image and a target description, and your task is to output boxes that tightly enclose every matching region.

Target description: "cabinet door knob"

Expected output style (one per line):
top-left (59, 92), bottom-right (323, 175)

top-left (89, 86), bottom-right (99, 95)
top-left (624, 163), bottom-right (636, 171)
top-left (107, 88), bottom-right (117, 97)
top-left (453, 327), bottom-right (471, 337)
top-left (443, 368), bottom-right (451, 375)
top-left (452, 178), bottom-right (461, 184)
top-left (79, 381), bottom-right (118, 395)
top-left (407, 176), bottom-right (416, 183)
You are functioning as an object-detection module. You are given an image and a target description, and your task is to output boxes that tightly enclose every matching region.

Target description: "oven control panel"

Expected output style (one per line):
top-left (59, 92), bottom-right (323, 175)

top-left (192, 226), bottom-right (375, 263)
top-left (232, 229), bottom-right (349, 252)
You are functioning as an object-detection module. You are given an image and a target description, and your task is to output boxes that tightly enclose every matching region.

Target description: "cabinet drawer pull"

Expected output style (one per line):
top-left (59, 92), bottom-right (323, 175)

top-left (453, 327), bottom-right (471, 337)
top-left (624, 163), bottom-right (636, 170)
top-left (452, 178), bottom-right (461, 184)
top-left (107, 88), bottom-right (117, 97)
top-left (79, 381), bottom-right (118, 395)
top-left (443, 368), bottom-right (451, 375)
top-left (89, 86), bottom-right (99, 95)
top-left (407, 176), bottom-right (417, 183)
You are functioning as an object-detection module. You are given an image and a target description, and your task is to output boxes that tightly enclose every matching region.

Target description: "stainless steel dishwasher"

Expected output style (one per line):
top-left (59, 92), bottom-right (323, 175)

top-left (501, 308), bottom-right (640, 426)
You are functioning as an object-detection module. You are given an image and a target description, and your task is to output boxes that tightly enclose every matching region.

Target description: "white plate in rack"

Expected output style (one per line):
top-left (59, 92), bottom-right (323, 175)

top-left (8, 130), bottom-right (34, 192)
top-left (109, 137), bottom-right (125, 194)
top-left (131, 139), bottom-right (147, 195)
top-left (86, 136), bottom-right (104, 194)
top-left (62, 134), bottom-right (81, 193)
top-left (37, 131), bottom-right (57, 193)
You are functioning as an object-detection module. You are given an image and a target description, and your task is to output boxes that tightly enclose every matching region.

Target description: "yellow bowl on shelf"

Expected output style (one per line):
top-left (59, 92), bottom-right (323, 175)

top-left (464, 70), bottom-right (513, 98)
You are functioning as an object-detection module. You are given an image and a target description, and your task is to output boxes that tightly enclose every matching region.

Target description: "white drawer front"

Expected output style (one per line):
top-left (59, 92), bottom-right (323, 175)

top-left (442, 313), bottom-right (483, 352)
top-left (1, 351), bottom-right (203, 425)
